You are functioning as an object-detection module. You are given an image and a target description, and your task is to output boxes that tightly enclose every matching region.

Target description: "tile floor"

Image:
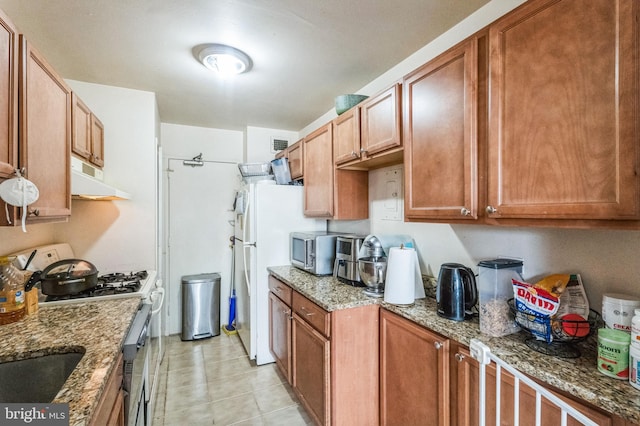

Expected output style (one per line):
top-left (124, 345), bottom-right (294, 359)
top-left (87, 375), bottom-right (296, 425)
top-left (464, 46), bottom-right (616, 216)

top-left (152, 333), bottom-right (312, 426)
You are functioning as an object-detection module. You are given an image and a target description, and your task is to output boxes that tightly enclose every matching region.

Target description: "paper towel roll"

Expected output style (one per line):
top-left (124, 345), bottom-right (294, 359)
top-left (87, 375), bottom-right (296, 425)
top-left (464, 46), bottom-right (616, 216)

top-left (384, 246), bottom-right (422, 305)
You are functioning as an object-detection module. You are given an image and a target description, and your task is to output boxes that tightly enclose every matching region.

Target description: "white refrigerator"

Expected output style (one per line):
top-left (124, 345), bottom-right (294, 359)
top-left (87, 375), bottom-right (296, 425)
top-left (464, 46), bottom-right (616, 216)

top-left (234, 182), bottom-right (326, 365)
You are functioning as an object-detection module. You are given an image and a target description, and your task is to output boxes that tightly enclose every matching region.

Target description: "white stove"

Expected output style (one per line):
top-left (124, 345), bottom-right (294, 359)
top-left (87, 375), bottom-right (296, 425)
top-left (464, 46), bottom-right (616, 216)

top-left (11, 243), bottom-right (158, 305)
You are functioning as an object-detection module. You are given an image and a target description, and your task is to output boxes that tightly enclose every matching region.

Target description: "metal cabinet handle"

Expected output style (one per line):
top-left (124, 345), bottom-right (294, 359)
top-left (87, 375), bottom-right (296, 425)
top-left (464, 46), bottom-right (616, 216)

top-left (350, 150), bottom-right (359, 158)
top-left (434, 341), bottom-right (443, 350)
top-left (485, 205), bottom-right (497, 214)
top-left (274, 286), bottom-right (282, 293)
top-left (460, 208), bottom-right (471, 216)
top-left (360, 148), bottom-right (368, 154)
top-left (28, 208), bottom-right (40, 217)
top-left (455, 353), bottom-right (465, 362)
top-left (300, 306), bottom-right (315, 316)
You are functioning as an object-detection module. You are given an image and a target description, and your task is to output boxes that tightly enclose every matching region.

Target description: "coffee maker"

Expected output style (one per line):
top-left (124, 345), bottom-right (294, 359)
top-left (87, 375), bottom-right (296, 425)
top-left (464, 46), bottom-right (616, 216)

top-left (333, 235), bottom-right (366, 286)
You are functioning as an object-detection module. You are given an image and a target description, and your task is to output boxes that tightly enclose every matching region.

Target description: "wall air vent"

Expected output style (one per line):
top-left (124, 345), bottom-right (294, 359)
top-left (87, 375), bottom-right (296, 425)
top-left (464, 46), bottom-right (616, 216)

top-left (271, 137), bottom-right (289, 153)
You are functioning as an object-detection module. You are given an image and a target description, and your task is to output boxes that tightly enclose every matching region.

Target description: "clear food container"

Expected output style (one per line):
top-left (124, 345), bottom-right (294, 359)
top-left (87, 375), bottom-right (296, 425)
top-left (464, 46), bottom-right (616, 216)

top-left (478, 258), bottom-right (523, 337)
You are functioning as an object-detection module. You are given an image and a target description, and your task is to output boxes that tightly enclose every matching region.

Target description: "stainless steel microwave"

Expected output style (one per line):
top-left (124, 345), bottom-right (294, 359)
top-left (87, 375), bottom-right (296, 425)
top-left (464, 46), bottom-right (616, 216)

top-left (290, 231), bottom-right (340, 275)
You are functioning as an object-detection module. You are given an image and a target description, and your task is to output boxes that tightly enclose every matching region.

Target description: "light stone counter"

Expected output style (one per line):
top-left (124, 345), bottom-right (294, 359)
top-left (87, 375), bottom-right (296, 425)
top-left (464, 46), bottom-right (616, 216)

top-left (268, 265), bottom-right (640, 425)
top-left (0, 297), bottom-right (141, 426)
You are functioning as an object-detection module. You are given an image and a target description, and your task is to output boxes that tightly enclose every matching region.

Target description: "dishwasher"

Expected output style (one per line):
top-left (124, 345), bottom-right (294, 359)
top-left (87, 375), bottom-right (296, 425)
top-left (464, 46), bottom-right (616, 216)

top-left (123, 303), bottom-right (152, 426)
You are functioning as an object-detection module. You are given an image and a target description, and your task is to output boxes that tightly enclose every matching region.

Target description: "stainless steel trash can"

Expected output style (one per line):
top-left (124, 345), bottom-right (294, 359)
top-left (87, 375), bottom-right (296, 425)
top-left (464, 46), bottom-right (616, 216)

top-left (181, 273), bottom-right (221, 341)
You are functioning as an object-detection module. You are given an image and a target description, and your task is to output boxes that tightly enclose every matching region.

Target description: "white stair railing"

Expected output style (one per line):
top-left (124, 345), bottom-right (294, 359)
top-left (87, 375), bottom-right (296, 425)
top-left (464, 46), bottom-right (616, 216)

top-left (469, 339), bottom-right (598, 426)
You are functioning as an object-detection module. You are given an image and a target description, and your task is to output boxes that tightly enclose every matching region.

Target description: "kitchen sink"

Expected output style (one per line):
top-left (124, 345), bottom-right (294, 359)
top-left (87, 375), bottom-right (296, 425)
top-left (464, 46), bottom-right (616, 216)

top-left (0, 350), bottom-right (85, 403)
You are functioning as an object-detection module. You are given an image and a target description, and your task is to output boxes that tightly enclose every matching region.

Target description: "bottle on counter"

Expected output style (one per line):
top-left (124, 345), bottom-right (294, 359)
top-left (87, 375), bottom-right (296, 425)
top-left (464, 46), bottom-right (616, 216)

top-left (630, 309), bottom-right (640, 390)
top-left (0, 256), bottom-right (26, 325)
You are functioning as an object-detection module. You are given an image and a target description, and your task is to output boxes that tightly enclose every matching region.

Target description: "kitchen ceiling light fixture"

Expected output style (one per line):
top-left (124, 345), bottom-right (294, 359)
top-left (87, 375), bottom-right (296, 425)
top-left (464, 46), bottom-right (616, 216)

top-left (196, 43), bottom-right (252, 76)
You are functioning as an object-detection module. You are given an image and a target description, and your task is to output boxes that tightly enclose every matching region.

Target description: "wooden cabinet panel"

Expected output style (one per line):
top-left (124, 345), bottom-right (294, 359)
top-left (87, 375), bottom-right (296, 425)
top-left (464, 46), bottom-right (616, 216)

top-left (268, 274), bottom-right (292, 306)
top-left (292, 311), bottom-right (330, 426)
top-left (72, 93), bottom-right (104, 168)
top-left (288, 139), bottom-right (303, 180)
top-left (487, 0), bottom-right (640, 220)
top-left (71, 93), bottom-right (91, 160)
top-left (0, 8), bottom-right (17, 179)
top-left (269, 292), bottom-right (292, 384)
top-left (90, 114), bottom-right (104, 167)
top-left (304, 123), bottom-right (333, 217)
top-left (404, 36), bottom-right (479, 221)
top-left (18, 35), bottom-right (71, 221)
top-left (333, 107), bottom-right (360, 165)
top-left (90, 353), bottom-right (124, 426)
top-left (292, 291), bottom-right (330, 338)
top-left (380, 309), bottom-right (450, 426)
top-left (452, 346), bottom-right (614, 426)
top-left (361, 83), bottom-right (402, 157)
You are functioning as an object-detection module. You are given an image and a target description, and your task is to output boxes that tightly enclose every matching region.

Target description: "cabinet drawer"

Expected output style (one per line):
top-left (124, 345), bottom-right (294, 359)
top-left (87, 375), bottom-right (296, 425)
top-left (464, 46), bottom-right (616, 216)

top-left (269, 275), bottom-right (292, 306)
top-left (293, 292), bottom-right (330, 338)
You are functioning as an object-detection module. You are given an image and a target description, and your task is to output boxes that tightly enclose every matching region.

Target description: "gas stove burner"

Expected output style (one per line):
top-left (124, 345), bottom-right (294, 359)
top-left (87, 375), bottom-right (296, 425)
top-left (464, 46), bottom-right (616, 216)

top-left (100, 270), bottom-right (148, 283)
top-left (44, 270), bottom-right (148, 303)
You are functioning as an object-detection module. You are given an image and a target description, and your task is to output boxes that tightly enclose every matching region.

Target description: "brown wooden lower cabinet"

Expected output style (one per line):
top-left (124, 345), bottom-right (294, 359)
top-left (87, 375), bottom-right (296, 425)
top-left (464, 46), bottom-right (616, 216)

top-left (268, 275), bottom-right (379, 426)
top-left (380, 309), bottom-right (450, 426)
top-left (90, 352), bottom-right (124, 426)
top-left (292, 311), bottom-right (330, 424)
top-left (451, 344), bottom-right (627, 426)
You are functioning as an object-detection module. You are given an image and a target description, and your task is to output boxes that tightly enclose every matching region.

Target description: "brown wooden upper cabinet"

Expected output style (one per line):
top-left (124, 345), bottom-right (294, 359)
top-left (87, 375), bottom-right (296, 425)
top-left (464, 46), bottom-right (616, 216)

top-left (304, 123), bottom-right (368, 219)
top-left (335, 83), bottom-right (403, 170)
top-left (72, 93), bottom-right (104, 168)
top-left (274, 139), bottom-right (303, 180)
top-left (17, 35), bottom-right (72, 222)
top-left (90, 114), bottom-right (104, 168)
top-left (486, 0), bottom-right (639, 221)
top-left (0, 8), bottom-right (17, 180)
top-left (404, 36), bottom-right (481, 221)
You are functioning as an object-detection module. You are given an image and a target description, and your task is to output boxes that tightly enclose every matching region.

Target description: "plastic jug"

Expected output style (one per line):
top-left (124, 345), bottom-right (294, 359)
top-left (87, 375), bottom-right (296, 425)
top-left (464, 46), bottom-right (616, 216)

top-left (477, 258), bottom-right (523, 337)
top-left (0, 256), bottom-right (26, 325)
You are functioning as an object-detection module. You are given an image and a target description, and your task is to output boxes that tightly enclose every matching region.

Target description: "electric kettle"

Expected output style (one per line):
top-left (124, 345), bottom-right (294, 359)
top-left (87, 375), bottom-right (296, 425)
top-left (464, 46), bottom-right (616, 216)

top-left (436, 263), bottom-right (477, 321)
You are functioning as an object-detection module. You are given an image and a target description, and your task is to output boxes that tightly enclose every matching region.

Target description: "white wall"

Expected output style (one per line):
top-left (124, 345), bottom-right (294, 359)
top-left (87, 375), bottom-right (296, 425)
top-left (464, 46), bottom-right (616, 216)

top-left (0, 224), bottom-right (57, 255)
top-left (246, 126), bottom-right (299, 163)
top-left (55, 81), bottom-right (159, 273)
top-left (161, 123), bottom-right (244, 334)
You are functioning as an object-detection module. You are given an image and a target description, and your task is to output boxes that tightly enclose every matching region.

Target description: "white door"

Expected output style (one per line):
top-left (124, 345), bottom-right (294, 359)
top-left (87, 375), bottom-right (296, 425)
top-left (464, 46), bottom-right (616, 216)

top-left (166, 159), bottom-right (239, 335)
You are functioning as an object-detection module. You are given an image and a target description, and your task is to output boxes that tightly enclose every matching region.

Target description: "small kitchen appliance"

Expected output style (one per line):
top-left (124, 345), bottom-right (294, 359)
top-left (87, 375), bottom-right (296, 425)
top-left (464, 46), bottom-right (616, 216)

top-left (290, 231), bottom-right (340, 276)
top-left (357, 235), bottom-right (388, 297)
top-left (333, 235), bottom-right (366, 286)
top-left (436, 263), bottom-right (477, 321)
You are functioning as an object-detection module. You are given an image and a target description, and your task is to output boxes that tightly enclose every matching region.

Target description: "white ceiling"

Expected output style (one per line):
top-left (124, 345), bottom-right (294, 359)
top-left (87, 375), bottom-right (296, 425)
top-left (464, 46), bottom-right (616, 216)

top-left (0, 0), bottom-right (489, 131)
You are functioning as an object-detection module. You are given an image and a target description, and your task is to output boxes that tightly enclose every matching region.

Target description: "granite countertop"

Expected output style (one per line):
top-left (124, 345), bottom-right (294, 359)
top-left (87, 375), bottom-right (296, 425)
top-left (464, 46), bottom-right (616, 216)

top-left (0, 297), bottom-right (141, 426)
top-left (268, 265), bottom-right (640, 425)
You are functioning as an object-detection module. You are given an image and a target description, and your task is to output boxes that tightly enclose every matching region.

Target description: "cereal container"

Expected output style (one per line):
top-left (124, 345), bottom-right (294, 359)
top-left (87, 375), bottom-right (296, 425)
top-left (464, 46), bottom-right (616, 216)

top-left (478, 258), bottom-right (523, 337)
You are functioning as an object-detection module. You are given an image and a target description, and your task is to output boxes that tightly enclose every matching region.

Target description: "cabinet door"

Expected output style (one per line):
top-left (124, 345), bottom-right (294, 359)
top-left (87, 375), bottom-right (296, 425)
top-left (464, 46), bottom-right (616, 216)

top-left (90, 114), bottom-right (104, 168)
top-left (333, 107), bottom-right (360, 166)
top-left (0, 8), bottom-right (17, 179)
top-left (19, 36), bottom-right (71, 221)
top-left (453, 347), bottom-right (613, 426)
top-left (71, 93), bottom-right (92, 160)
top-left (303, 123), bottom-right (333, 217)
top-left (380, 309), bottom-right (450, 426)
top-left (487, 0), bottom-right (639, 220)
top-left (269, 292), bottom-right (292, 384)
top-left (288, 139), bottom-right (303, 180)
top-left (361, 83), bottom-right (401, 157)
top-left (292, 312), bottom-right (330, 426)
top-left (404, 37), bottom-right (479, 220)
